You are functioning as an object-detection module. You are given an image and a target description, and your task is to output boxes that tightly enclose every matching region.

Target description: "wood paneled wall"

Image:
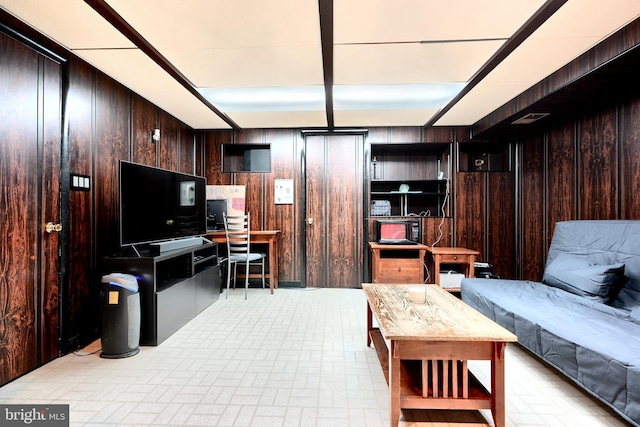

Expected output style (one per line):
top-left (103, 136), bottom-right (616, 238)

top-left (203, 127), bottom-right (463, 286)
top-left (516, 96), bottom-right (640, 281)
top-left (202, 129), bottom-right (305, 284)
top-left (0, 30), bottom-right (61, 385)
top-left (65, 55), bottom-right (196, 352)
top-left (4, 6), bottom-right (640, 384)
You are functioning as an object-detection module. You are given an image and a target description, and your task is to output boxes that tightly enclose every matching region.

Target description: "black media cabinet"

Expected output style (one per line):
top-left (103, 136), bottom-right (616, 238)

top-left (103, 241), bottom-right (221, 345)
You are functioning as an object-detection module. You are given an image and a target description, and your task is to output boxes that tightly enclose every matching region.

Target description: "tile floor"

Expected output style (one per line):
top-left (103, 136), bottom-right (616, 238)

top-left (0, 287), bottom-right (631, 426)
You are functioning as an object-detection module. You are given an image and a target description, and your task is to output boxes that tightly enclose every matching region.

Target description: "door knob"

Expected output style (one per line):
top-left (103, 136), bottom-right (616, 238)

top-left (45, 222), bottom-right (63, 233)
top-left (305, 218), bottom-right (313, 225)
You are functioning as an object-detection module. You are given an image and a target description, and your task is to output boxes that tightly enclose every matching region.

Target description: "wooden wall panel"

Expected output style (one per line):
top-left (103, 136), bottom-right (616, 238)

top-left (577, 107), bottom-right (619, 219)
top-left (195, 131), bottom-right (204, 176)
top-left (203, 130), bottom-right (232, 185)
top-left (93, 72), bottom-right (131, 259)
top-left (486, 172), bottom-right (515, 278)
top-left (264, 129), bottom-right (300, 283)
top-left (422, 217), bottom-right (453, 247)
top-left (455, 173), bottom-right (485, 260)
top-left (179, 126), bottom-right (195, 174)
top-left (158, 109), bottom-right (178, 171)
top-left (40, 56), bottom-right (62, 363)
top-left (325, 134), bottom-right (364, 287)
top-left (66, 56), bottom-right (96, 353)
top-left (620, 96), bottom-right (640, 218)
top-left (304, 135), bottom-right (326, 286)
top-left (235, 172), bottom-right (265, 231)
top-left (131, 95), bottom-right (157, 166)
top-left (0, 32), bottom-right (40, 384)
top-left (423, 126), bottom-right (454, 142)
top-left (519, 132), bottom-right (546, 280)
top-left (546, 122), bottom-right (577, 234)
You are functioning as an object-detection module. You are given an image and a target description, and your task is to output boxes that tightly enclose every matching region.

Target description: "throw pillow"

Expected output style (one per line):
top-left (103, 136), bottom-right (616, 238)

top-left (543, 253), bottom-right (625, 303)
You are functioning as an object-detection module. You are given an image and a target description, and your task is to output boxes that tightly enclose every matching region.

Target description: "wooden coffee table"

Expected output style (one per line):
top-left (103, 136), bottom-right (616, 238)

top-left (363, 283), bottom-right (517, 427)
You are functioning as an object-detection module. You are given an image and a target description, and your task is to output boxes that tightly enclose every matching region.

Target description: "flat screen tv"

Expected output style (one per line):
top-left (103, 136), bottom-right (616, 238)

top-left (376, 219), bottom-right (421, 245)
top-left (119, 161), bottom-right (207, 247)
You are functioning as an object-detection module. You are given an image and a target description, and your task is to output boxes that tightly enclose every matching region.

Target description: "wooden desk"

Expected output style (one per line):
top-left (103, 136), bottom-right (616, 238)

top-left (363, 283), bottom-right (517, 427)
top-left (207, 230), bottom-right (280, 293)
top-left (424, 246), bottom-right (479, 291)
top-left (369, 242), bottom-right (427, 284)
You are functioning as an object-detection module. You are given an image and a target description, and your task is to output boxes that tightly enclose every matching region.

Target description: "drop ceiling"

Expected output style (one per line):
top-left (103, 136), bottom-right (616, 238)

top-left (1, 0), bottom-right (640, 130)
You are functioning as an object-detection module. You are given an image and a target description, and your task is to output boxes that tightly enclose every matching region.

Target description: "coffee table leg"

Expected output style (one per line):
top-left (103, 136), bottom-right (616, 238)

top-left (491, 342), bottom-right (507, 427)
top-left (367, 302), bottom-right (373, 347)
top-left (390, 340), bottom-right (400, 427)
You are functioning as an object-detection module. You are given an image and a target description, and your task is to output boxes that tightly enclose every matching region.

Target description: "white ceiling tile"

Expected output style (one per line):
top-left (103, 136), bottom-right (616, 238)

top-left (167, 46), bottom-right (324, 88)
top-left (334, 0), bottom-right (547, 43)
top-left (224, 111), bottom-right (327, 129)
top-left (0, 0), bottom-right (134, 49)
top-left (75, 49), bottom-right (231, 129)
top-left (106, 0), bottom-right (321, 49)
top-left (334, 41), bottom-right (505, 85)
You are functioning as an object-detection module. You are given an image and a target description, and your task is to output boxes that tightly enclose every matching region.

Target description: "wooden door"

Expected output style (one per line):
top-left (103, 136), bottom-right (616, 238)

top-left (0, 32), bottom-right (61, 385)
top-left (305, 134), bottom-right (364, 288)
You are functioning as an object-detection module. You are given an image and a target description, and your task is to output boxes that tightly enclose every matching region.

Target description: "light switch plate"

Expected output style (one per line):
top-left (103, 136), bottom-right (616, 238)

top-left (71, 173), bottom-right (90, 191)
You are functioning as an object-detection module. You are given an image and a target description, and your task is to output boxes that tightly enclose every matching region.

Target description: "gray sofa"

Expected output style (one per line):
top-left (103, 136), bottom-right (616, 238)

top-left (461, 220), bottom-right (640, 426)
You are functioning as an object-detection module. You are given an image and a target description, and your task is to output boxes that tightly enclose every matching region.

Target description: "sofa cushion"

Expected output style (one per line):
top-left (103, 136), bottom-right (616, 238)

top-left (461, 277), bottom-right (640, 427)
top-left (542, 253), bottom-right (625, 303)
top-left (545, 220), bottom-right (640, 310)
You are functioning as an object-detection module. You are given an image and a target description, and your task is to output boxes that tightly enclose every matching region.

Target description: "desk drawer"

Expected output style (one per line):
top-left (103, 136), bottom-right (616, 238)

top-left (439, 254), bottom-right (472, 263)
top-left (376, 267), bottom-right (422, 283)
top-left (375, 259), bottom-right (422, 283)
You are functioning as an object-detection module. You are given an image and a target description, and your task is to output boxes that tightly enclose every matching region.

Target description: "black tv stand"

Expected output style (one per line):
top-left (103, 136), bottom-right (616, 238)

top-left (102, 241), bottom-right (221, 345)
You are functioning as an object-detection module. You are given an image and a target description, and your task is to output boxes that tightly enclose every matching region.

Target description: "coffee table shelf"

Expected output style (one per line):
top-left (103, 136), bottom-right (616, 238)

top-left (369, 327), bottom-right (493, 410)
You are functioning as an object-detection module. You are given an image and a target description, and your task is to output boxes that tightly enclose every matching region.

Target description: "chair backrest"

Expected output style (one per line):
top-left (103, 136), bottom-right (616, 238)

top-left (223, 212), bottom-right (251, 258)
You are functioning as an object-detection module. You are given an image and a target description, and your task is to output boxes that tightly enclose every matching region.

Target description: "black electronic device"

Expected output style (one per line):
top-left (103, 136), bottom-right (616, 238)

top-left (206, 199), bottom-right (228, 231)
top-left (119, 161), bottom-right (207, 247)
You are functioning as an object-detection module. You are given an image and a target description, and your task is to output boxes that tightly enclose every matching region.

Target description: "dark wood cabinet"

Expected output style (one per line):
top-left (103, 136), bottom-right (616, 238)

top-left (102, 242), bottom-right (221, 345)
top-left (458, 142), bottom-right (512, 172)
top-left (222, 143), bottom-right (271, 172)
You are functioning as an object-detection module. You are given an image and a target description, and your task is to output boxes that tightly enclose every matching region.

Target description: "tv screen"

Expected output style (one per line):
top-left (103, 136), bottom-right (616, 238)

top-left (119, 161), bottom-right (207, 246)
top-left (379, 222), bottom-right (408, 240)
top-left (376, 219), bottom-right (421, 244)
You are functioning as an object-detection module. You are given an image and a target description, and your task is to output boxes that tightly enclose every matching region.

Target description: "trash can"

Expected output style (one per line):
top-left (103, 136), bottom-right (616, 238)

top-left (100, 273), bottom-right (140, 358)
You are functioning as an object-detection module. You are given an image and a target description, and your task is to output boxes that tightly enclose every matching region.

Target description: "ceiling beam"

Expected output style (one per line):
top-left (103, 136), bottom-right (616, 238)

top-left (424, 0), bottom-right (568, 128)
top-left (83, 0), bottom-right (241, 130)
top-left (318, 0), bottom-right (334, 129)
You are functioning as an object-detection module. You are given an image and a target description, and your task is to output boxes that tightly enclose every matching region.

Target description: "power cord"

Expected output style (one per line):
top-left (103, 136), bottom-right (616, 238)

top-left (431, 177), bottom-right (449, 248)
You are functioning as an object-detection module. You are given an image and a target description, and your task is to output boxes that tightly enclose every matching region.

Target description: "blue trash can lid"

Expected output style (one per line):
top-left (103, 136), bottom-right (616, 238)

top-left (102, 273), bottom-right (138, 292)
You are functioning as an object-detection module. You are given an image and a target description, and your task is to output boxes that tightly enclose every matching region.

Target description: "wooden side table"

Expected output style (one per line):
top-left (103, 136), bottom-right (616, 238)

top-left (425, 246), bottom-right (479, 292)
top-left (369, 242), bottom-right (428, 284)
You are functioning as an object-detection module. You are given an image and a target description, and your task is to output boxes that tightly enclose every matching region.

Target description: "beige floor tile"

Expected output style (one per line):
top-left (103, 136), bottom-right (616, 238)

top-left (0, 288), bottom-right (630, 426)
